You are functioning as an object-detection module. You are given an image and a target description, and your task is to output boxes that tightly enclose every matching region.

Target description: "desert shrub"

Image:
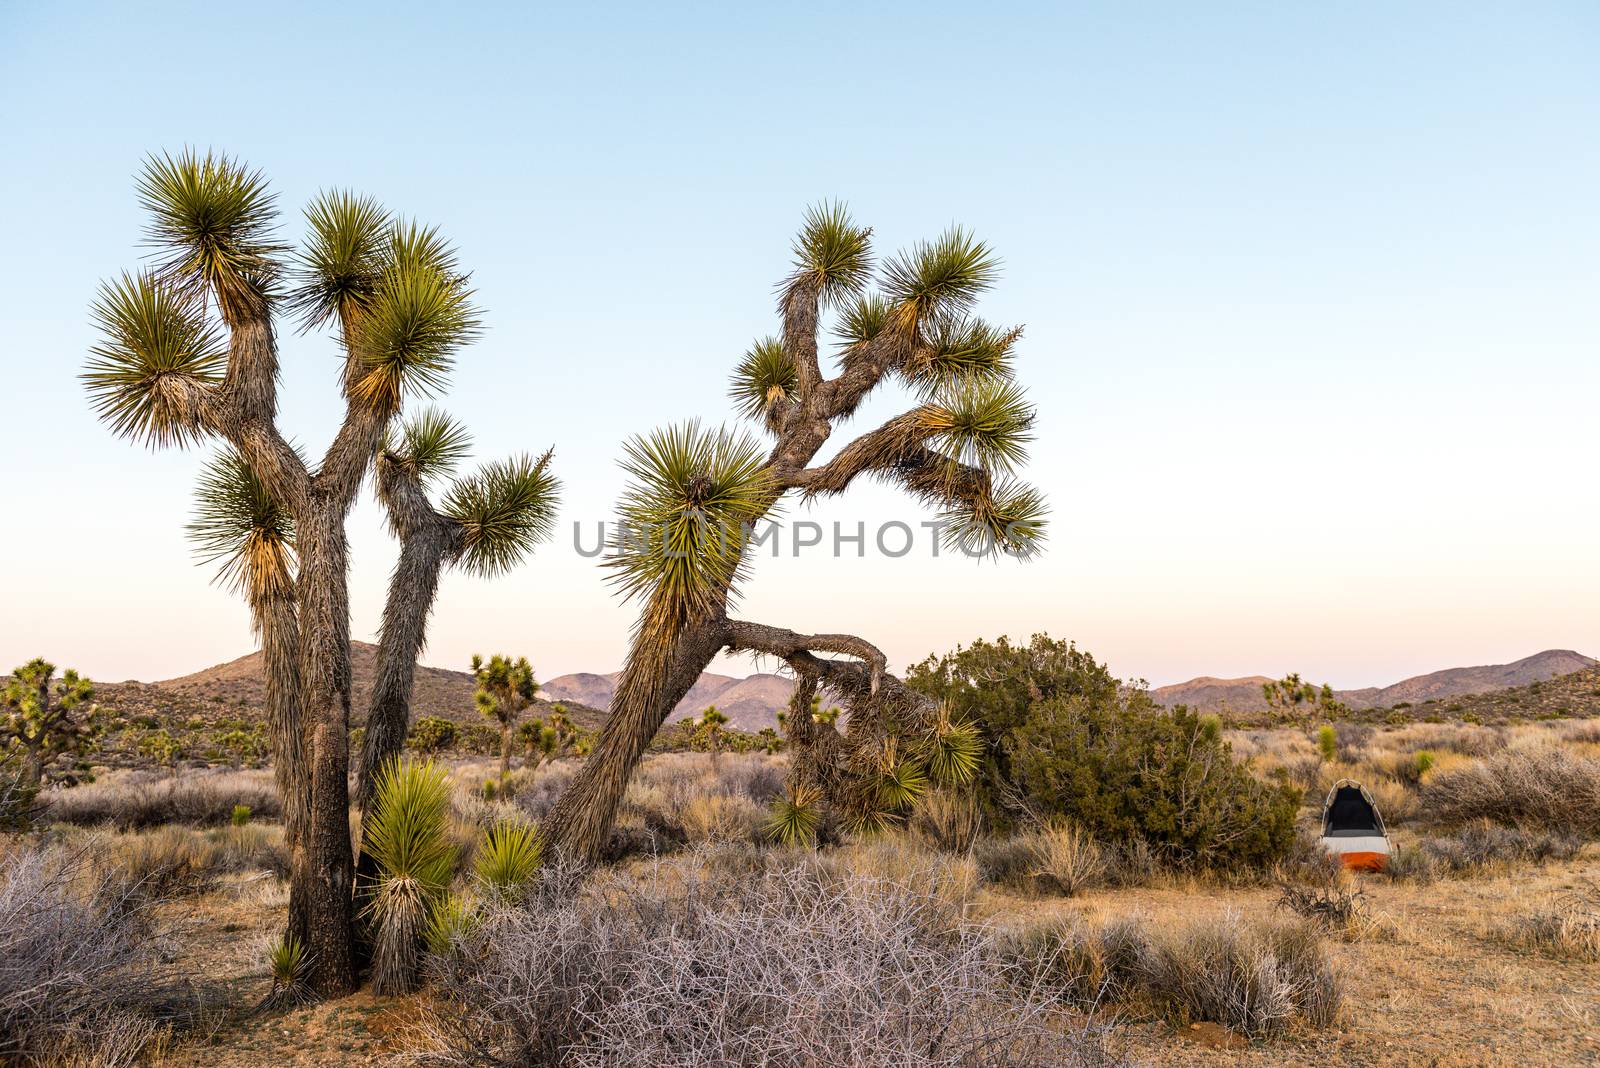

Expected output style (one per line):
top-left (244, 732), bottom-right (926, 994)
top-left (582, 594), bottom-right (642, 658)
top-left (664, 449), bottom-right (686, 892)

top-left (1002, 912), bottom-right (1340, 1038)
top-left (999, 914), bottom-right (1145, 1006)
top-left (1387, 821), bottom-right (1584, 881)
top-left (1008, 694), bottom-right (1300, 870)
top-left (1137, 916), bottom-right (1339, 1036)
top-left (1016, 820), bottom-right (1105, 896)
top-left (906, 634), bottom-right (1124, 830)
top-left (909, 789), bottom-right (984, 853)
top-left (1390, 722), bottom-right (1503, 758)
top-left (0, 846), bottom-right (183, 1065)
top-left (677, 792), bottom-right (765, 844)
top-left (1331, 722), bottom-right (1373, 757)
top-left (415, 859), bottom-right (1119, 1068)
top-left (91, 824), bottom-right (288, 898)
top-left (1316, 725), bottom-right (1337, 763)
top-left (1499, 886), bottom-right (1600, 961)
top-left (408, 716), bottom-right (459, 754)
top-left (1276, 882), bottom-right (1381, 941)
top-left (41, 768), bottom-right (280, 829)
top-left (1422, 745), bottom-right (1600, 835)
top-left (0, 765), bottom-right (39, 830)
top-left (230, 803), bottom-right (251, 827)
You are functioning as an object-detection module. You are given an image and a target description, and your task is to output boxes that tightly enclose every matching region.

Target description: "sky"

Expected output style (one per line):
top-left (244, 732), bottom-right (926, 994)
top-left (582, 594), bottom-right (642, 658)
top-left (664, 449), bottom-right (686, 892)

top-left (1, 2), bottom-right (1596, 691)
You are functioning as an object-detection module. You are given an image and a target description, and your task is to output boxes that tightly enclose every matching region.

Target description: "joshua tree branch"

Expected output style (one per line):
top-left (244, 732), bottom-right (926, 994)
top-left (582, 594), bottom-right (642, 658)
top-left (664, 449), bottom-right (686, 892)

top-left (725, 619), bottom-right (888, 693)
top-left (781, 275), bottom-right (823, 405)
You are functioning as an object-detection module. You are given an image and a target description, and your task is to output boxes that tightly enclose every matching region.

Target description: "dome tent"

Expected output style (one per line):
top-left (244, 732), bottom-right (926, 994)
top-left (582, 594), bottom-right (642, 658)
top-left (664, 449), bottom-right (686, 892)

top-left (1319, 779), bottom-right (1391, 871)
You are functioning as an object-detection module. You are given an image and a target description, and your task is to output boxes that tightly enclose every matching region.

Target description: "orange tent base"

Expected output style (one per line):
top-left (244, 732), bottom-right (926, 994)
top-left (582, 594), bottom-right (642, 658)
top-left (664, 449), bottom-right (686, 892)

top-left (1339, 851), bottom-right (1388, 872)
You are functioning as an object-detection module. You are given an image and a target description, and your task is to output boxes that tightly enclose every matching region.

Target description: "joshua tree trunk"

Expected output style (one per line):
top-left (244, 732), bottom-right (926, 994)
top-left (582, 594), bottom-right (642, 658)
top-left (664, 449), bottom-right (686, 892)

top-left (358, 479), bottom-right (458, 811)
top-left (258, 589), bottom-right (312, 945)
top-left (543, 615), bottom-right (731, 864)
top-left (18, 747), bottom-right (42, 792)
top-left (293, 506), bottom-right (357, 995)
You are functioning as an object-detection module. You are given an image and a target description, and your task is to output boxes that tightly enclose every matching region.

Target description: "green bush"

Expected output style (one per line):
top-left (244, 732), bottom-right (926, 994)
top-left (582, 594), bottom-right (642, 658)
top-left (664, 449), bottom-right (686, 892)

top-left (230, 803), bottom-right (252, 827)
top-left (907, 634), bottom-right (1124, 828)
top-left (407, 715), bottom-right (459, 754)
top-left (1007, 692), bottom-right (1298, 869)
top-left (1317, 725), bottom-right (1337, 762)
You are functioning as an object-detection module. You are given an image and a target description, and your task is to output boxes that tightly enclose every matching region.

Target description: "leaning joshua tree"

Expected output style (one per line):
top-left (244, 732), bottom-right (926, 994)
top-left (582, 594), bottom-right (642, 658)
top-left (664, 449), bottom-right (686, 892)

top-left (84, 152), bottom-right (484, 994)
top-left (358, 411), bottom-right (559, 809)
top-left (544, 204), bottom-right (1045, 863)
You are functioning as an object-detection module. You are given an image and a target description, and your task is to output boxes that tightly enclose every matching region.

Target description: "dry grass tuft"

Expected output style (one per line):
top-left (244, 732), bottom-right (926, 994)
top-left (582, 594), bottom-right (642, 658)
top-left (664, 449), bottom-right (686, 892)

top-left (41, 768), bottom-right (280, 829)
top-left (1499, 884), bottom-right (1600, 961)
top-left (1422, 744), bottom-right (1600, 835)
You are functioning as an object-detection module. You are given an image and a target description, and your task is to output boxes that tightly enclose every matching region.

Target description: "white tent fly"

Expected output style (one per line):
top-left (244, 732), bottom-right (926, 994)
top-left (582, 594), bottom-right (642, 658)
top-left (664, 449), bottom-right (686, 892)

top-left (1319, 778), bottom-right (1392, 871)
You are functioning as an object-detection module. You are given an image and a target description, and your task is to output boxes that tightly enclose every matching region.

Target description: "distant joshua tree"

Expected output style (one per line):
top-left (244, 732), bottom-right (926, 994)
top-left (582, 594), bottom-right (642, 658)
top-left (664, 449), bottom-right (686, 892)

top-left (83, 151), bottom-right (555, 995)
top-left (544, 204), bottom-right (1045, 863)
top-left (1, 659), bottom-right (98, 789)
top-left (695, 705), bottom-right (730, 763)
top-left (1263, 673), bottom-right (1344, 720)
top-left (473, 654), bottom-right (538, 782)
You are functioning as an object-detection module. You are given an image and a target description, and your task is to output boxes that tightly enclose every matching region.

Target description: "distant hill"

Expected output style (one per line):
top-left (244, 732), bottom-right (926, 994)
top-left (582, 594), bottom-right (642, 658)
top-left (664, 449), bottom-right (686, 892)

top-left (146, 641), bottom-right (604, 730)
top-left (544, 670), bottom-right (793, 731)
top-left (1151, 650), bottom-right (1597, 714)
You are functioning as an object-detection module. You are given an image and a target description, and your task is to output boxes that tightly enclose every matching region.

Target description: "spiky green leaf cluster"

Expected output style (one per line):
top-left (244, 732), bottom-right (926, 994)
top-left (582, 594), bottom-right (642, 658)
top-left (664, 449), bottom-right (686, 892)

top-left (789, 201), bottom-right (873, 303)
top-left (729, 337), bottom-right (797, 428)
top-left (938, 479), bottom-right (1049, 560)
top-left (880, 227), bottom-right (999, 320)
top-left (137, 149), bottom-right (282, 321)
top-left (444, 452), bottom-right (561, 578)
top-left (351, 260), bottom-right (481, 411)
top-left (907, 317), bottom-right (1020, 395)
top-left (833, 293), bottom-right (891, 349)
top-left (187, 447), bottom-right (297, 600)
top-left (388, 406), bottom-right (473, 486)
top-left (473, 820), bottom-right (543, 900)
top-left (423, 892), bottom-right (481, 957)
top-left (765, 786), bottom-right (822, 847)
top-left (288, 190), bottom-right (390, 329)
top-left (363, 758), bottom-right (457, 896)
top-left (84, 272), bottom-right (225, 448)
top-left (920, 713), bottom-right (984, 787)
top-left (607, 421), bottom-right (774, 628)
top-left (921, 379), bottom-right (1035, 477)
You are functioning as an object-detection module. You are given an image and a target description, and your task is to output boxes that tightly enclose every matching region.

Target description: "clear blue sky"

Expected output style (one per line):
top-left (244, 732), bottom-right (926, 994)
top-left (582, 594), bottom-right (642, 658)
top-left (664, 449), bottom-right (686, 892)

top-left (2, 2), bottom-right (1596, 688)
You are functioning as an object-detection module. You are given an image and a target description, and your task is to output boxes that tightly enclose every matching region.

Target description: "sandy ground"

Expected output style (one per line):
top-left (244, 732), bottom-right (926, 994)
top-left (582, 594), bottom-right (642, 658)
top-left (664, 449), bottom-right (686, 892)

top-left (154, 852), bottom-right (1600, 1067)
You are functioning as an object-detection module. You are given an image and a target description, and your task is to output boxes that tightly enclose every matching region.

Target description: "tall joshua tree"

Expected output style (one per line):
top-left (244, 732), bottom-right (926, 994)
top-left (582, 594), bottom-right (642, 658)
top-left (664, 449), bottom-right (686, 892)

top-left (358, 411), bottom-right (559, 810)
top-left (1, 659), bottom-right (97, 789)
top-left (472, 654), bottom-right (538, 782)
top-left (544, 204), bottom-right (1046, 863)
top-left (84, 152), bottom-right (482, 994)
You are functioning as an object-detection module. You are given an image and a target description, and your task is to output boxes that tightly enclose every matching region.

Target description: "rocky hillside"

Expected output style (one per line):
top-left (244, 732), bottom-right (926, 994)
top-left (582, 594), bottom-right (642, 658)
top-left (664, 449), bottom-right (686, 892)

top-left (1151, 650), bottom-right (1595, 714)
top-left (544, 670), bottom-right (793, 731)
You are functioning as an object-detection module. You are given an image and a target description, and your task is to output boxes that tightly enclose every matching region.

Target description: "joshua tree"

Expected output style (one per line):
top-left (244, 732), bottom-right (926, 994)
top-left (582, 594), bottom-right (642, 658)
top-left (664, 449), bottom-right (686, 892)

top-left (1, 659), bottom-right (98, 789)
top-left (358, 411), bottom-right (559, 809)
top-left (84, 151), bottom-right (486, 993)
top-left (1263, 673), bottom-right (1344, 720)
top-left (544, 204), bottom-right (1045, 863)
top-left (188, 449), bottom-right (312, 925)
top-left (695, 705), bottom-right (729, 762)
top-left (472, 654), bottom-right (538, 782)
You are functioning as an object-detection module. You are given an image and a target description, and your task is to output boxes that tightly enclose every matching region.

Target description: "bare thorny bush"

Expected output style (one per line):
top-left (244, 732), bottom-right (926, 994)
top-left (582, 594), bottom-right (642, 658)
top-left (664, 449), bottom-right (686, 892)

top-left (0, 843), bottom-right (192, 1066)
top-left (412, 856), bottom-right (1124, 1068)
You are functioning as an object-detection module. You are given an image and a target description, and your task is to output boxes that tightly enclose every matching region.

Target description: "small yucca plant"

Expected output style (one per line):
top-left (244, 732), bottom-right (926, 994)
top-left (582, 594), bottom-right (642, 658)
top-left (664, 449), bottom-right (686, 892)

top-left (921, 705), bottom-right (984, 787)
top-left (765, 785), bottom-right (822, 847)
top-left (362, 758), bottom-right (458, 994)
top-left (474, 820), bottom-right (543, 901)
top-left (423, 891), bottom-right (482, 958)
top-left (231, 803), bottom-right (252, 827)
top-left (261, 932), bottom-right (312, 1009)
